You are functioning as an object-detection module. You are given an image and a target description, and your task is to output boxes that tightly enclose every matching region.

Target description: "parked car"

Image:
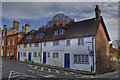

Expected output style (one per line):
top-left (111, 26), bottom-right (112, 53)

top-left (10, 55), bottom-right (16, 60)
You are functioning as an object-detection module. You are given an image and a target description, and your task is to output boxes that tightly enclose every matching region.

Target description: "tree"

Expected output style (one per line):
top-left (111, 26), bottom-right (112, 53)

top-left (110, 53), bottom-right (114, 58)
top-left (112, 40), bottom-right (120, 49)
top-left (45, 13), bottom-right (73, 27)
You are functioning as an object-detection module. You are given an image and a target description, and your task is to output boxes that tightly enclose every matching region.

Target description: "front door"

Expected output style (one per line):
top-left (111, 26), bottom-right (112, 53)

top-left (64, 54), bottom-right (70, 68)
top-left (18, 52), bottom-right (20, 60)
top-left (43, 52), bottom-right (46, 64)
top-left (28, 53), bottom-right (31, 61)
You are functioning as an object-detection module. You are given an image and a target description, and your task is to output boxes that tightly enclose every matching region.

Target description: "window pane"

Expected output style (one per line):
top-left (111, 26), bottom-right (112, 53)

top-left (56, 53), bottom-right (59, 58)
top-left (82, 55), bottom-right (84, 62)
top-left (78, 55), bottom-right (81, 63)
top-left (53, 53), bottom-right (55, 58)
top-left (48, 52), bottom-right (50, 57)
top-left (74, 55), bottom-right (77, 63)
top-left (86, 55), bottom-right (89, 63)
top-left (33, 52), bottom-right (37, 57)
top-left (23, 52), bottom-right (26, 57)
top-left (34, 43), bottom-right (38, 47)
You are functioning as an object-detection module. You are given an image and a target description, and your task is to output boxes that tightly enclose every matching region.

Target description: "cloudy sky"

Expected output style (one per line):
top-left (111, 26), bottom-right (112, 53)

top-left (0, 1), bottom-right (119, 43)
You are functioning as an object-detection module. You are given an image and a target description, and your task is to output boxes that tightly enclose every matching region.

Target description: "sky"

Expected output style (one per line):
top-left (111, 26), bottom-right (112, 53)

top-left (0, 0), bottom-right (119, 43)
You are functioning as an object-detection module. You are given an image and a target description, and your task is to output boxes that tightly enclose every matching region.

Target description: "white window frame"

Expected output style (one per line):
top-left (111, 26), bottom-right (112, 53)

top-left (53, 53), bottom-right (59, 58)
top-left (7, 50), bottom-right (9, 56)
top-left (74, 54), bottom-right (89, 64)
top-left (2, 39), bottom-right (4, 46)
top-left (8, 38), bottom-right (10, 45)
top-left (33, 52), bottom-right (37, 57)
top-left (12, 37), bottom-right (14, 45)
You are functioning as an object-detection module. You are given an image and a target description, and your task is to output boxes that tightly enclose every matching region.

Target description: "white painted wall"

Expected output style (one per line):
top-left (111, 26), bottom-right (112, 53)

top-left (42, 36), bottom-right (95, 72)
top-left (17, 43), bottom-right (41, 63)
top-left (17, 36), bottom-right (96, 72)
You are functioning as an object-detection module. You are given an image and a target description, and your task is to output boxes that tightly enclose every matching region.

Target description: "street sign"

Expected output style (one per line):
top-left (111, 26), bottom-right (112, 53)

top-left (89, 51), bottom-right (93, 56)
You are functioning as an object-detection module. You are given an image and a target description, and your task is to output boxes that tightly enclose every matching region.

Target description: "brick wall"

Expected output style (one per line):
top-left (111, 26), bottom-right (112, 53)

top-left (95, 23), bottom-right (110, 73)
top-left (7, 33), bottom-right (24, 58)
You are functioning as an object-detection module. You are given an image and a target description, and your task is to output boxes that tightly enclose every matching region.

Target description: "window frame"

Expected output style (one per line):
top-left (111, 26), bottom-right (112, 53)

top-left (53, 53), bottom-right (59, 58)
top-left (34, 43), bottom-right (39, 47)
top-left (33, 52), bottom-right (37, 57)
top-left (78, 38), bottom-right (84, 45)
top-left (12, 37), bottom-right (14, 45)
top-left (53, 40), bottom-right (59, 46)
top-left (48, 52), bottom-right (50, 57)
top-left (2, 39), bottom-right (4, 46)
top-left (66, 39), bottom-right (70, 46)
top-left (24, 44), bottom-right (27, 48)
top-left (74, 54), bottom-right (89, 64)
top-left (8, 38), bottom-right (10, 45)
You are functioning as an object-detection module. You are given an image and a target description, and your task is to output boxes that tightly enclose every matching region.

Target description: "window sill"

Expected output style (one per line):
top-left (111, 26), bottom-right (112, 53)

top-left (74, 62), bottom-right (89, 64)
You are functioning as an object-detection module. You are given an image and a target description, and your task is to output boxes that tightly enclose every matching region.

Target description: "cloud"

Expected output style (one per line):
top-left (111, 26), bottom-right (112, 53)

top-left (2, 0), bottom-right (119, 2)
top-left (2, 2), bottom-right (119, 41)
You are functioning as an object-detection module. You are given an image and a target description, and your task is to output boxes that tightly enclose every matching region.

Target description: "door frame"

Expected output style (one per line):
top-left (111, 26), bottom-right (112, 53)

top-left (43, 52), bottom-right (46, 64)
top-left (64, 53), bottom-right (70, 68)
top-left (28, 53), bottom-right (31, 62)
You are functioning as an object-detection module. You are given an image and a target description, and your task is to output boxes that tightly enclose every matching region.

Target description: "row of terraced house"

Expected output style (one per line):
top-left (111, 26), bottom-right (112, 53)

top-left (0, 5), bottom-right (111, 73)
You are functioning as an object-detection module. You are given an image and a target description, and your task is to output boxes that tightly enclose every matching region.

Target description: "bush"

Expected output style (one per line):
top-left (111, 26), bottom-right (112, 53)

top-left (110, 53), bottom-right (114, 58)
top-left (115, 53), bottom-right (120, 59)
top-left (30, 60), bottom-right (33, 63)
top-left (24, 59), bottom-right (27, 62)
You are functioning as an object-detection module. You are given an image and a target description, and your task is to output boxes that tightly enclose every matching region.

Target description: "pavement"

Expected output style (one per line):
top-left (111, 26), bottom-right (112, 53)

top-left (1, 58), bottom-right (120, 80)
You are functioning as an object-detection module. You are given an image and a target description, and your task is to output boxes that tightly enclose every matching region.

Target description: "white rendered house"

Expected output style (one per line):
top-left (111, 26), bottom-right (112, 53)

top-left (17, 5), bottom-right (111, 73)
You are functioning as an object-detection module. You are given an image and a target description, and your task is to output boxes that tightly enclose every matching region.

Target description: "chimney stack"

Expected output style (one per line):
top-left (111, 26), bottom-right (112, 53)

top-left (56, 20), bottom-right (58, 26)
top-left (13, 19), bottom-right (19, 30)
top-left (95, 5), bottom-right (101, 20)
top-left (110, 44), bottom-right (112, 48)
top-left (22, 26), bottom-right (25, 32)
top-left (25, 22), bottom-right (30, 33)
top-left (4, 25), bottom-right (7, 29)
top-left (42, 25), bottom-right (46, 31)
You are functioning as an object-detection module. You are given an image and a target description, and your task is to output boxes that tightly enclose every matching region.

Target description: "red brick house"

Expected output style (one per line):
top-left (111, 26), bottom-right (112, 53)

top-left (1, 19), bottom-right (29, 58)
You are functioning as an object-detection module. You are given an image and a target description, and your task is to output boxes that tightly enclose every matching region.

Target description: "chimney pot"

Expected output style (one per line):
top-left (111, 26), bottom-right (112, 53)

top-left (95, 5), bottom-right (101, 20)
top-left (22, 26), bottom-right (25, 32)
top-left (4, 25), bottom-right (7, 29)
top-left (56, 21), bottom-right (58, 26)
top-left (110, 44), bottom-right (112, 48)
top-left (27, 22), bottom-right (29, 25)
top-left (25, 22), bottom-right (30, 33)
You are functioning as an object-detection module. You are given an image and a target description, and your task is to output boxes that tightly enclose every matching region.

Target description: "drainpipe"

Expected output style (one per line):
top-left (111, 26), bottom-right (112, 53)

top-left (92, 37), bottom-right (95, 72)
top-left (40, 42), bottom-right (42, 64)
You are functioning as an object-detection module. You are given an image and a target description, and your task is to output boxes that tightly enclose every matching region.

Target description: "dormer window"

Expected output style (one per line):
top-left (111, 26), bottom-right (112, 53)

top-left (54, 28), bottom-right (64, 36)
top-left (58, 28), bottom-right (63, 34)
top-left (54, 30), bottom-right (58, 35)
top-left (26, 35), bottom-right (32, 40)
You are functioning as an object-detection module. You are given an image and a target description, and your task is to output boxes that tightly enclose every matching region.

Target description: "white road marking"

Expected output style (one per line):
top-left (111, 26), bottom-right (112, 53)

top-left (65, 72), bottom-right (68, 75)
top-left (11, 74), bottom-right (20, 78)
top-left (41, 67), bottom-right (43, 71)
top-left (8, 71), bottom-right (12, 80)
top-left (56, 70), bottom-right (59, 74)
top-left (41, 74), bottom-right (55, 78)
top-left (48, 69), bottom-right (51, 72)
top-left (28, 70), bottom-right (35, 73)
top-left (75, 75), bottom-right (78, 76)
top-left (35, 66), bottom-right (37, 69)
top-left (69, 72), bottom-right (74, 74)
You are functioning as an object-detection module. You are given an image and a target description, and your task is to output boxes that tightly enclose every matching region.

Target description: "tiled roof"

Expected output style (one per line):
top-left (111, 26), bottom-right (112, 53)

top-left (18, 16), bottom-right (110, 44)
